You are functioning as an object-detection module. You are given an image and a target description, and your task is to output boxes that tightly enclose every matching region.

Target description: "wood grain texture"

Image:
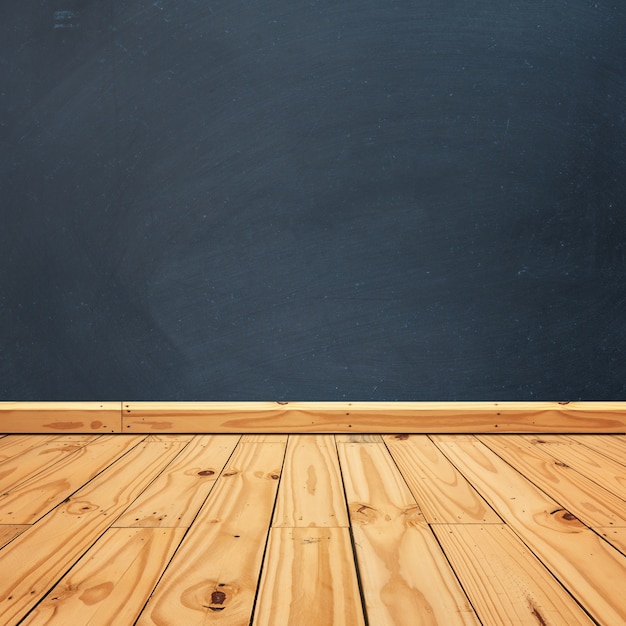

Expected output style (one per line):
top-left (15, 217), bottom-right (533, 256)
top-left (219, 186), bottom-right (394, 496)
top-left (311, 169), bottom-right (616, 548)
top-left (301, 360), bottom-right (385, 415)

top-left (143, 434), bottom-right (195, 442)
top-left (567, 435), bottom-right (626, 467)
top-left (598, 528), bottom-right (626, 554)
top-left (0, 525), bottom-right (29, 549)
top-left (433, 524), bottom-right (594, 625)
top-left (337, 442), bottom-right (479, 625)
top-left (114, 435), bottom-right (240, 528)
top-left (121, 401), bottom-right (626, 433)
top-left (240, 434), bottom-right (288, 442)
top-left (335, 434), bottom-right (383, 443)
top-left (523, 436), bottom-right (626, 501)
top-left (432, 435), bottom-right (626, 625)
top-left (0, 439), bottom-right (184, 625)
top-left (478, 435), bottom-right (626, 527)
top-left (0, 403), bottom-right (121, 433)
top-left (253, 528), bottom-right (365, 626)
top-left (22, 528), bottom-right (185, 626)
top-left (272, 435), bottom-right (348, 528)
top-left (137, 442), bottom-right (285, 626)
top-left (0, 436), bottom-right (59, 461)
top-left (0, 433), bottom-right (624, 625)
top-left (384, 434), bottom-right (501, 523)
top-left (0, 439), bottom-right (90, 494)
top-left (0, 435), bottom-right (145, 524)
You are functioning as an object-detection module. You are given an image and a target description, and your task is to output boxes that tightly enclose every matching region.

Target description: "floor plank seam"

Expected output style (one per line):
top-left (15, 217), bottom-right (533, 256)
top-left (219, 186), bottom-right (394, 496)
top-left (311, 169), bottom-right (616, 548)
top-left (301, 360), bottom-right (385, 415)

top-left (426, 519), bottom-right (487, 625)
top-left (1, 433), bottom-right (624, 625)
top-left (128, 435), bottom-right (245, 623)
top-left (247, 435), bottom-right (289, 626)
top-left (477, 435), bottom-right (625, 529)
top-left (333, 436), bottom-right (371, 626)
top-left (431, 434), bottom-right (625, 625)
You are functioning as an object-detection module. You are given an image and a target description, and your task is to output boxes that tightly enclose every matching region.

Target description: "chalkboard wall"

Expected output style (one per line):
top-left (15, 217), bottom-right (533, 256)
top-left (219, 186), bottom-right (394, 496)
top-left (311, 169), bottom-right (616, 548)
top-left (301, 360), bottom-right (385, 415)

top-left (1, 1), bottom-right (625, 401)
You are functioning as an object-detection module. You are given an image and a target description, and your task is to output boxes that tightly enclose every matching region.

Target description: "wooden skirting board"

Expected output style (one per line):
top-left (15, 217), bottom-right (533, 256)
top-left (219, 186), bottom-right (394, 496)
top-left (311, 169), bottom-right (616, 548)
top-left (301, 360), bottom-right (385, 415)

top-left (0, 401), bottom-right (625, 433)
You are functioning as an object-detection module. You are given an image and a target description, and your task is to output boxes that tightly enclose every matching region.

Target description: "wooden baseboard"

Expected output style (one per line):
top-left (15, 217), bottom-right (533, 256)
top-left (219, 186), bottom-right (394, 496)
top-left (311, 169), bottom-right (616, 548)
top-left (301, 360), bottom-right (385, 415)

top-left (1, 401), bottom-right (625, 433)
top-left (0, 402), bottom-right (122, 433)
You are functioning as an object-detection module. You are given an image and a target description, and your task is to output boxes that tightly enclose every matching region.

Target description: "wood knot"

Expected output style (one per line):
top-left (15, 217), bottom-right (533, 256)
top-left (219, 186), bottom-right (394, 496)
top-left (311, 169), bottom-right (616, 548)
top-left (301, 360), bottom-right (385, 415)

top-left (549, 508), bottom-right (583, 525)
top-left (66, 500), bottom-right (98, 515)
top-left (393, 434), bottom-right (409, 440)
top-left (222, 470), bottom-right (240, 477)
top-left (402, 504), bottom-right (423, 525)
top-left (197, 470), bottom-right (215, 476)
top-left (182, 580), bottom-right (236, 613)
top-left (210, 590), bottom-right (226, 605)
top-left (349, 502), bottom-right (379, 524)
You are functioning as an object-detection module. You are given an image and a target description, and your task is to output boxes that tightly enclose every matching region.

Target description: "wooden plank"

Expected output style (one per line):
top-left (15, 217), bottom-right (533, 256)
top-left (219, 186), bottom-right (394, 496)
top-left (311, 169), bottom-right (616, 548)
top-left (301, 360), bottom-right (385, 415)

top-left (337, 442), bottom-right (479, 625)
top-left (0, 439), bottom-right (185, 625)
top-left (0, 525), bottom-right (29, 549)
top-left (22, 528), bottom-right (185, 626)
top-left (597, 528), bottom-right (626, 554)
top-left (568, 435), bottom-right (626, 467)
top-left (122, 401), bottom-right (626, 433)
top-left (0, 436), bottom-right (57, 461)
top-left (431, 435), bottom-right (626, 625)
top-left (433, 524), bottom-right (594, 625)
top-left (520, 435), bottom-right (626, 503)
top-left (136, 442), bottom-right (285, 626)
top-left (114, 435), bottom-right (240, 528)
top-left (0, 435), bottom-right (147, 524)
top-left (0, 439), bottom-right (91, 494)
top-left (478, 435), bottom-right (626, 527)
top-left (143, 434), bottom-right (194, 442)
top-left (384, 434), bottom-right (501, 523)
top-left (241, 434), bottom-right (287, 442)
top-left (272, 435), bottom-right (349, 528)
top-left (335, 434), bottom-right (383, 443)
top-left (0, 403), bottom-right (121, 433)
top-left (253, 527), bottom-right (365, 626)
top-left (0, 436), bottom-right (98, 457)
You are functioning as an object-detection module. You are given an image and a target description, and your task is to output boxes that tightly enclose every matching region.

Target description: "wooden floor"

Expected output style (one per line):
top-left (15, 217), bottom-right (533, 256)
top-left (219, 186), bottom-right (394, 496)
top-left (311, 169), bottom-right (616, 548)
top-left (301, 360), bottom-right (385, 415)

top-left (0, 433), bottom-right (625, 625)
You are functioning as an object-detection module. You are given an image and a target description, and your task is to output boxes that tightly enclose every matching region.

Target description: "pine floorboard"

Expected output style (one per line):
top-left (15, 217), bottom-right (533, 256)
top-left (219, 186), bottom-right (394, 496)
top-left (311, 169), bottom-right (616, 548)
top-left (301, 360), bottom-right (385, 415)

top-left (0, 433), bottom-right (624, 625)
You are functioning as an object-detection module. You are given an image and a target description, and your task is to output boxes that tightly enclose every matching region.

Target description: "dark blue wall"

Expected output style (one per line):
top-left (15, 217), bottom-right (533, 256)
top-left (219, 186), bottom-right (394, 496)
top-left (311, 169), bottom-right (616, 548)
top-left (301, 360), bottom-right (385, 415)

top-left (2, 1), bottom-right (625, 400)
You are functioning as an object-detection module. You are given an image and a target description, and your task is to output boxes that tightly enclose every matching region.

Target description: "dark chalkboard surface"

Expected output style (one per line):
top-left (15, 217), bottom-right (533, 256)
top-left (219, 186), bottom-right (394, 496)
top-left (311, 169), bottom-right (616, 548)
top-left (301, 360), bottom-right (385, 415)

top-left (1, 1), bottom-right (625, 401)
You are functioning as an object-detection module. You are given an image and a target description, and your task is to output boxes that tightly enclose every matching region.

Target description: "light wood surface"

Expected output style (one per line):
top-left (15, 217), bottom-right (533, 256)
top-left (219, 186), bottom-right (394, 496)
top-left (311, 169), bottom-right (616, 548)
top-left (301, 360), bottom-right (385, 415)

top-left (121, 401), bottom-right (626, 432)
top-left (431, 435), bottom-right (626, 625)
top-left (113, 435), bottom-right (240, 528)
top-left (137, 442), bottom-right (286, 626)
top-left (478, 434), bottom-right (626, 527)
top-left (337, 442), bottom-right (480, 625)
top-left (0, 436), bottom-right (141, 524)
top-left (22, 528), bottom-right (186, 625)
top-left (0, 433), bottom-right (624, 625)
top-left (273, 435), bottom-right (348, 527)
top-left (0, 403), bottom-right (121, 433)
top-left (517, 435), bottom-right (626, 500)
top-left (384, 434), bottom-right (501, 523)
top-left (0, 438), bottom-right (91, 495)
top-left (254, 527), bottom-right (365, 626)
top-left (433, 524), bottom-right (594, 625)
top-left (598, 527), bottom-right (626, 554)
top-left (0, 438), bottom-right (184, 624)
top-left (4, 401), bottom-right (625, 432)
top-left (568, 434), bottom-right (626, 466)
top-left (0, 525), bottom-right (28, 548)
